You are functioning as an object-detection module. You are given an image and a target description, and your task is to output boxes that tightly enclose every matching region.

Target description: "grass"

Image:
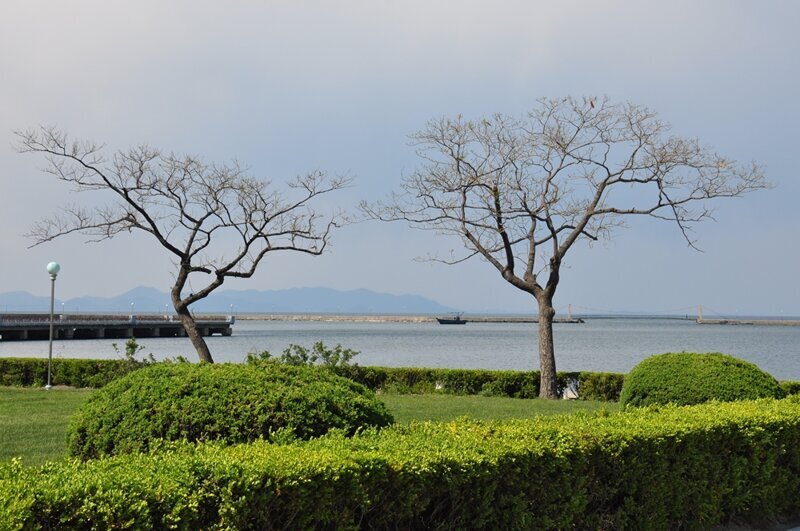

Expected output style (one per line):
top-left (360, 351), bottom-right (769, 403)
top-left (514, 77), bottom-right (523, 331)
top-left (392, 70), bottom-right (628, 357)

top-left (0, 387), bottom-right (93, 466)
top-left (0, 387), bottom-right (617, 465)
top-left (380, 393), bottom-right (618, 423)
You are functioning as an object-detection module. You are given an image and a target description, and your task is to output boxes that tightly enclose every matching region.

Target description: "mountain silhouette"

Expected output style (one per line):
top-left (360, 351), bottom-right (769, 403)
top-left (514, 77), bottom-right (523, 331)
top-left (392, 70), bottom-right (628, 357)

top-left (0, 286), bottom-right (455, 314)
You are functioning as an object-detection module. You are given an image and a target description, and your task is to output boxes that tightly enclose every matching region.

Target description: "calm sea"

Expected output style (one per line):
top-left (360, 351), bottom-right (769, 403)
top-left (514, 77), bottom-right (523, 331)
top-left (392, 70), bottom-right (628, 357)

top-left (2, 318), bottom-right (800, 379)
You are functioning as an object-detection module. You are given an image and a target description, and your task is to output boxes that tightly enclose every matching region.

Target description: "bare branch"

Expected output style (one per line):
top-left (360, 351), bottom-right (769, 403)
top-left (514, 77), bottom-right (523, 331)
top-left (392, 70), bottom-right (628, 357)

top-left (362, 96), bottom-right (769, 298)
top-left (362, 96), bottom-right (767, 399)
top-left (16, 127), bottom-right (348, 362)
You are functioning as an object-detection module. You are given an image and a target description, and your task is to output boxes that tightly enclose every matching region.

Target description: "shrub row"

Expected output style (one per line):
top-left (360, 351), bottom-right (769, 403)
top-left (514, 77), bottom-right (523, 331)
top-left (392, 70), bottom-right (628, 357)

top-left (2, 356), bottom-right (798, 403)
top-left (335, 365), bottom-right (626, 401)
top-left (0, 357), bottom-right (625, 400)
top-left (4, 397), bottom-right (800, 529)
top-left (781, 380), bottom-right (800, 396)
top-left (0, 357), bottom-right (137, 388)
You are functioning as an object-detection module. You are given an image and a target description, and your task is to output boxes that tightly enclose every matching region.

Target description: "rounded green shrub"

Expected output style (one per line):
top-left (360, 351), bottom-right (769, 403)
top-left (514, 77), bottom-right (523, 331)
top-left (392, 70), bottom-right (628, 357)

top-left (620, 352), bottom-right (785, 407)
top-left (780, 380), bottom-right (800, 396)
top-left (67, 362), bottom-right (394, 459)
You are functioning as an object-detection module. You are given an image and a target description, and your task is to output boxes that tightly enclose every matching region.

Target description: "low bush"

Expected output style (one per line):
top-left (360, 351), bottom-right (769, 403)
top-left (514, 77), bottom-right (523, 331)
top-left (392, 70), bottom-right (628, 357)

top-left (781, 381), bottom-right (800, 396)
top-left (0, 357), bottom-right (138, 388)
top-left (338, 366), bottom-right (548, 397)
top-left (336, 366), bottom-right (625, 401)
top-left (247, 341), bottom-right (359, 368)
top-left (0, 340), bottom-right (157, 388)
top-left (0, 356), bottom-right (629, 400)
top-left (576, 371), bottom-right (625, 401)
top-left (620, 352), bottom-right (785, 407)
top-left (66, 362), bottom-right (393, 459)
top-left (479, 372), bottom-right (541, 398)
top-left (5, 398), bottom-right (800, 528)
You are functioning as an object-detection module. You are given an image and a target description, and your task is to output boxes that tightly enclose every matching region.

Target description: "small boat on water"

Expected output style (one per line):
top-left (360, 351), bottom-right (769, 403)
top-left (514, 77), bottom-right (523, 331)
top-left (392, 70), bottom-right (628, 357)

top-left (436, 313), bottom-right (467, 325)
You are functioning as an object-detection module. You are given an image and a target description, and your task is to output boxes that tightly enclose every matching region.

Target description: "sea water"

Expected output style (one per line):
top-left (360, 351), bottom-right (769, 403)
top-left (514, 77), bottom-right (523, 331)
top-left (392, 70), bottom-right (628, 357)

top-left (3, 318), bottom-right (800, 379)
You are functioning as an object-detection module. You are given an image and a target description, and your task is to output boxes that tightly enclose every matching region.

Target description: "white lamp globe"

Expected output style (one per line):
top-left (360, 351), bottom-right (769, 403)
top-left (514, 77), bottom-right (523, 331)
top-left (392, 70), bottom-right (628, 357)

top-left (46, 262), bottom-right (61, 277)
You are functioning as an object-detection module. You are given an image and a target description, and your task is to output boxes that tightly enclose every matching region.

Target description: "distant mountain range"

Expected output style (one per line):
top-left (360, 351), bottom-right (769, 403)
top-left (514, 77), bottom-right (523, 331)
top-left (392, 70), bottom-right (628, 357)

top-left (0, 286), bottom-right (456, 315)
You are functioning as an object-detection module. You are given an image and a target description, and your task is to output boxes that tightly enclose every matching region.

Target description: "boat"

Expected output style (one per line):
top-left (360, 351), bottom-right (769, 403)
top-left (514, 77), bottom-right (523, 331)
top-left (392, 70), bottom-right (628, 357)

top-left (436, 313), bottom-right (467, 325)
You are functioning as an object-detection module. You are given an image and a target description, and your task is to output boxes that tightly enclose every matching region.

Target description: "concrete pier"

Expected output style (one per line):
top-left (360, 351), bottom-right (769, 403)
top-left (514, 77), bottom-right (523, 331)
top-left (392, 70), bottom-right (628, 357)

top-left (0, 313), bottom-right (234, 341)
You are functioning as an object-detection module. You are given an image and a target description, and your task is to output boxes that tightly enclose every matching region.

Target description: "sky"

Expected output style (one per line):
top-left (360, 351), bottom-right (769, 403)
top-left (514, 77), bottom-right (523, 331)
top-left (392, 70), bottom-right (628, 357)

top-left (1, 0), bottom-right (798, 316)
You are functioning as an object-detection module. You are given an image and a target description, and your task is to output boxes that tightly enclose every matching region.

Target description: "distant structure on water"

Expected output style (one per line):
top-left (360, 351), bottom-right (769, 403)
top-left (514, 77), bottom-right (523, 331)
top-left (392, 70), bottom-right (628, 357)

top-left (0, 313), bottom-right (234, 341)
top-left (436, 313), bottom-right (467, 325)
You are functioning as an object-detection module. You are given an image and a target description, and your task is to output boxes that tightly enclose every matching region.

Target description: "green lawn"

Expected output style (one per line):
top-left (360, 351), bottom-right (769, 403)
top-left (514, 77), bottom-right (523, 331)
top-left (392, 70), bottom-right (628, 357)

top-left (380, 392), bottom-right (617, 423)
top-left (0, 387), bottom-right (616, 465)
top-left (0, 387), bottom-right (93, 466)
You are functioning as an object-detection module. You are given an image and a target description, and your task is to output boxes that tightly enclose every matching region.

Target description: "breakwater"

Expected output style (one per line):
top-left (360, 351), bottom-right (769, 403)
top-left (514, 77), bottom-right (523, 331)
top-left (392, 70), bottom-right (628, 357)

top-left (236, 314), bottom-right (584, 324)
top-left (697, 318), bottom-right (800, 327)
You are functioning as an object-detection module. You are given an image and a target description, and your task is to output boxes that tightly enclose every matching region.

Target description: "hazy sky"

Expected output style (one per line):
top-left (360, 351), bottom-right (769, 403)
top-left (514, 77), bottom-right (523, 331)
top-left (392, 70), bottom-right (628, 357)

top-left (1, 0), bottom-right (798, 315)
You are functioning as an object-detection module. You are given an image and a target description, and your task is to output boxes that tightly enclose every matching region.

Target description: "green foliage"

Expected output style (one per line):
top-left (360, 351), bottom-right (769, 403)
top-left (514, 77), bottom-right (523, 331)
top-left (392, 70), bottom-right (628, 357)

top-left (339, 365), bottom-right (541, 396)
top-left (620, 352), bottom-right (785, 407)
top-left (335, 366), bottom-right (624, 401)
top-left (479, 372), bottom-right (541, 398)
top-left (576, 372), bottom-right (625, 401)
top-left (0, 356), bottom-right (629, 400)
top-left (247, 341), bottom-right (359, 368)
top-left (0, 388), bottom-right (614, 466)
top-left (111, 337), bottom-right (155, 366)
top-left (0, 357), bottom-right (141, 388)
top-left (780, 381), bottom-right (800, 396)
top-left (5, 398), bottom-right (800, 529)
top-left (66, 362), bottom-right (393, 459)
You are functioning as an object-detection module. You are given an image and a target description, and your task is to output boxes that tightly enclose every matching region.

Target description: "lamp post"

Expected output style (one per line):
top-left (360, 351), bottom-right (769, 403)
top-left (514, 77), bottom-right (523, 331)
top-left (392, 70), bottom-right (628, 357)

top-left (45, 261), bottom-right (60, 390)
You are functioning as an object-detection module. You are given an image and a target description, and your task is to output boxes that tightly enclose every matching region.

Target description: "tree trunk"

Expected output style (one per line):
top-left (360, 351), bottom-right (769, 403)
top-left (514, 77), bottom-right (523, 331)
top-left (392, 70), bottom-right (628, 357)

top-left (537, 298), bottom-right (558, 399)
top-left (175, 304), bottom-right (214, 363)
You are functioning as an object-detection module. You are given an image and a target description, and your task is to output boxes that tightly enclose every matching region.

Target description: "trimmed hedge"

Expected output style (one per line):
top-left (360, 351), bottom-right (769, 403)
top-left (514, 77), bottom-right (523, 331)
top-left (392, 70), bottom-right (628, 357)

top-left (782, 380), bottom-right (800, 396)
top-left (4, 397), bottom-right (800, 529)
top-left (336, 366), bottom-right (539, 396)
top-left (620, 352), bottom-right (785, 407)
top-left (574, 371), bottom-right (625, 401)
top-left (0, 357), bottom-right (625, 400)
top-left (67, 363), bottom-right (393, 459)
top-left (335, 365), bottom-right (625, 401)
top-left (5, 356), bottom-right (794, 403)
top-left (0, 357), bottom-right (137, 388)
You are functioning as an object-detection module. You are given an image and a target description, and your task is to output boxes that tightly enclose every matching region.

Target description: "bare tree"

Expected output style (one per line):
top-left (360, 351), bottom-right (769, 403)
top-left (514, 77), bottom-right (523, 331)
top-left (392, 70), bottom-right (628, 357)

top-left (364, 97), bottom-right (767, 398)
top-left (17, 127), bottom-right (348, 363)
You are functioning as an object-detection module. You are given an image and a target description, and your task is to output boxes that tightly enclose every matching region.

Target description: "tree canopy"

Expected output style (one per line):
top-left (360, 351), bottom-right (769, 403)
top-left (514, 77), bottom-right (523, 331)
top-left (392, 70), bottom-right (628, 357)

top-left (365, 97), bottom-right (767, 397)
top-left (18, 127), bottom-right (348, 362)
